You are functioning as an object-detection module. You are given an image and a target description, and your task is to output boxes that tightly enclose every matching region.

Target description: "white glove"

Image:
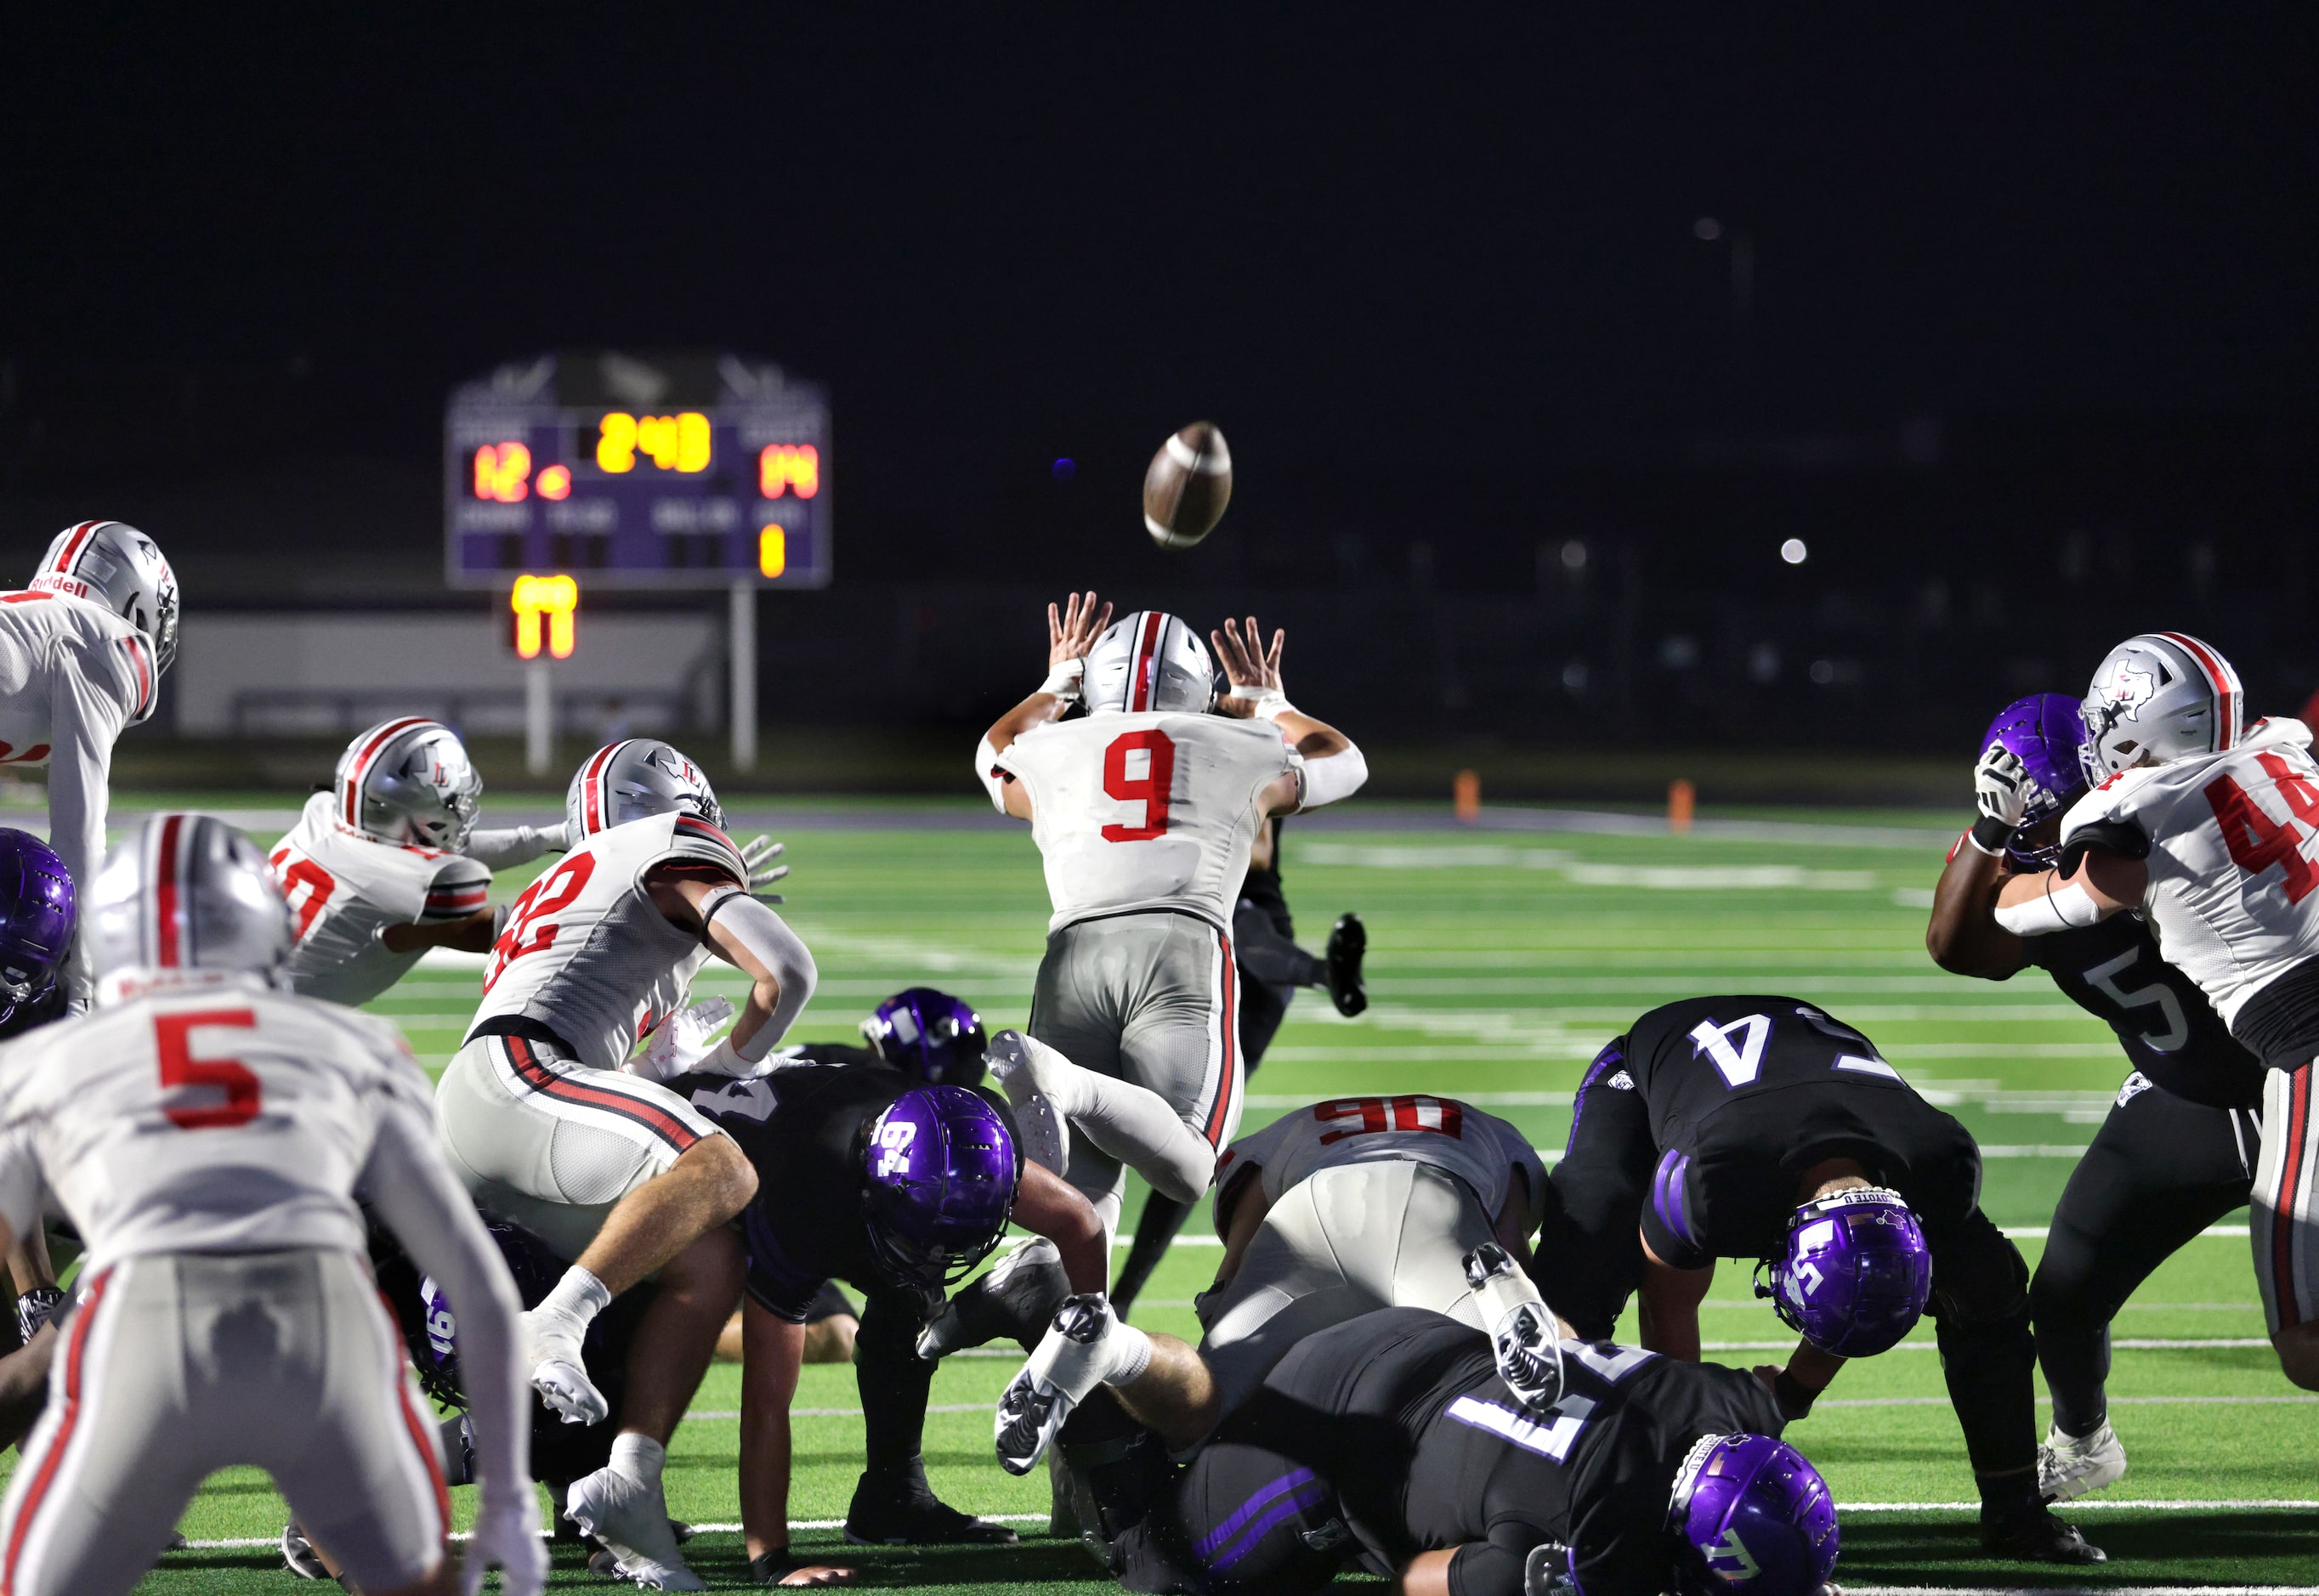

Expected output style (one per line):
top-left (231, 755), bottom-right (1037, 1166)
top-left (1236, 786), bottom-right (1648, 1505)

top-left (739, 835), bottom-right (788, 899)
top-left (1040, 656), bottom-right (1085, 704)
top-left (694, 1033), bottom-right (780, 1080)
top-left (1223, 684), bottom-right (1294, 722)
top-left (1974, 742), bottom-right (2033, 829)
top-left (462, 1491), bottom-right (547, 1596)
top-left (632, 998), bottom-right (736, 1083)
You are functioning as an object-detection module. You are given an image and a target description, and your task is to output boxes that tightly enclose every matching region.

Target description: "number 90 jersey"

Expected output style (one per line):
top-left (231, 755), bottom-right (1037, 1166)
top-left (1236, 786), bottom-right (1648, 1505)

top-left (2060, 716), bottom-right (2319, 1039)
top-left (994, 712), bottom-right (1298, 932)
top-left (269, 791), bottom-right (494, 1007)
top-left (0, 977), bottom-right (428, 1264)
top-left (468, 812), bottom-right (749, 1072)
top-left (1216, 1095), bottom-right (1545, 1223)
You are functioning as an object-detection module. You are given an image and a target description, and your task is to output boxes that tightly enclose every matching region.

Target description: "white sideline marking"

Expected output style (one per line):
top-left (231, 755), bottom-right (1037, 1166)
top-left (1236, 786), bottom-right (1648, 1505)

top-left (1841, 1498), bottom-right (2319, 1513)
top-left (1818, 1394), bottom-right (2319, 1407)
top-left (1702, 1338), bottom-right (2276, 1351)
top-left (1108, 1228), bottom-right (2259, 1247)
top-left (1849, 1588), bottom-right (2319, 1596)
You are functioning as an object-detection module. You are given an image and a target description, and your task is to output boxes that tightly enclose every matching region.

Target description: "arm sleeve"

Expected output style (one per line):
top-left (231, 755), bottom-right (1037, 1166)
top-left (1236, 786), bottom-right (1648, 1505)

top-left (973, 736), bottom-right (1012, 812)
top-left (462, 824), bottom-right (563, 871)
top-left (359, 1088), bottom-right (531, 1510)
top-left (1296, 741), bottom-right (1367, 809)
top-left (704, 892), bottom-right (817, 1060)
top-left (48, 644), bottom-right (133, 1004)
top-left (418, 856), bottom-right (494, 924)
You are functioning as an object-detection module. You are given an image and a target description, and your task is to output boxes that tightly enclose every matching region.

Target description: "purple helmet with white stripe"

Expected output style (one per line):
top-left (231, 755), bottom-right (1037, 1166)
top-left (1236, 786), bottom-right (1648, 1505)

top-left (861, 1085), bottom-right (1019, 1293)
top-left (1670, 1433), bottom-right (1840, 1594)
top-left (1759, 1186), bottom-right (1931, 1358)
top-left (0, 830), bottom-right (73, 1019)
top-left (1978, 693), bottom-right (2089, 869)
top-left (861, 988), bottom-right (989, 1088)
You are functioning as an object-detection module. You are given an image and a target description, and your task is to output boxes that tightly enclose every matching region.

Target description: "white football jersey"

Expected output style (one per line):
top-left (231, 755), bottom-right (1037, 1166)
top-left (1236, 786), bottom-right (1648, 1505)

top-left (0, 975), bottom-right (430, 1265)
top-left (468, 810), bottom-right (749, 1070)
top-left (269, 791), bottom-right (494, 1006)
top-left (1215, 1095), bottom-right (1546, 1221)
top-left (995, 712), bottom-right (1299, 931)
top-left (2061, 716), bottom-right (2319, 1027)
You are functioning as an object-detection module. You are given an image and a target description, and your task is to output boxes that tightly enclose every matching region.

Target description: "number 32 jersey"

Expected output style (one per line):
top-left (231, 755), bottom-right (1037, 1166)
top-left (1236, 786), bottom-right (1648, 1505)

top-left (0, 976), bottom-right (434, 1264)
top-left (1216, 1095), bottom-right (1545, 1220)
top-left (995, 712), bottom-right (1298, 931)
top-left (466, 811), bottom-right (749, 1071)
top-left (2061, 716), bottom-right (2319, 1044)
top-left (269, 791), bottom-right (494, 1006)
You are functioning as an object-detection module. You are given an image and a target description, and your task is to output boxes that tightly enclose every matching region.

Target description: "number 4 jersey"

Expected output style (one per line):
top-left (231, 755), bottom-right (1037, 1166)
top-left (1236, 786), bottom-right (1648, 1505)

top-left (2061, 716), bottom-right (2319, 1060)
top-left (269, 791), bottom-right (495, 1006)
top-left (994, 712), bottom-right (1299, 931)
top-left (467, 810), bottom-right (750, 1071)
top-left (1216, 1095), bottom-right (1546, 1222)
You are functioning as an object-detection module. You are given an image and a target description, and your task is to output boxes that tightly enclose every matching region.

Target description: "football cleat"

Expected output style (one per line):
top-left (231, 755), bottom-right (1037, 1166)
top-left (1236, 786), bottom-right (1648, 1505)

top-left (1324, 913), bottom-right (1367, 1017)
top-left (1462, 1243), bottom-right (1564, 1411)
top-left (280, 1521), bottom-right (330, 1580)
top-left (2038, 1420), bottom-right (2127, 1503)
top-left (521, 1307), bottom-right (609, 1426)
top-left (844, 1473), bottom-right (1020, 1546)
top-left (984, 1030), bottom-right (1073, 1174)
top-left (566, 1464), bottom-right (703, 1590)
top-left (1980, 1503), bottom-right (2106, 1564)
top-left (995, 1295), bottom-right (1112, 1475)
top-left (918, 1237), bottom-right (1072, 1361)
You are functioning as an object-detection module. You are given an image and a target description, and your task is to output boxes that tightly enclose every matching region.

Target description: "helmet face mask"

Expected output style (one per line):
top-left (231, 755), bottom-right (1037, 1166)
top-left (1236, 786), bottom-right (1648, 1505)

top-left (861, 988), bottom-right (989, 1089)
top-left (859, 1086), bottom-right (1018, 1293)
top-left (88, 814), bottom-right (293, 999)
top-left (1080, 611), bottom-right (1216, 716)
top-left (29, 521), bottom-right (181, 697)
top-left (565, 739), bottom-right (725, 840)
top-left (336, 719), bottom-right (484, 852)
top-left (2079, 631), bottom-right (2243, 784)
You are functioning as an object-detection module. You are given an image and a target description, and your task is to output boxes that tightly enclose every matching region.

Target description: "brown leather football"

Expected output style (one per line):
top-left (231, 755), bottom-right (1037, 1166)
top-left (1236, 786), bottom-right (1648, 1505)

top-left (1142, 422), bottom-right (1233, 550)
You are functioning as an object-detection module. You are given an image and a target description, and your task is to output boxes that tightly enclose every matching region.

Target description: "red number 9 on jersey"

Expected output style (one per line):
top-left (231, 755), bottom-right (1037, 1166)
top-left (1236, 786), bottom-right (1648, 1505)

top-left (1101, 730), bottom-right (1177, 842)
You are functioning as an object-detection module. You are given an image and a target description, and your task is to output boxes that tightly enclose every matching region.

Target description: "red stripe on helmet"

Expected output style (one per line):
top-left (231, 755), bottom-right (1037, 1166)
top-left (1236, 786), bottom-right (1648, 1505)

top-left (1128, 612), bottom-right (1164, 712)
top-left (120, 637), bottom-right (152, 718)
top-left (581, 741), bottom-right (626, 835)
top-left (2157, 632), bottom-right (2242, 751)
top-left (153, 814), bottom-right (184, 967)
top-left (51, 521), bottom-right (101, 577)
top-left (342, 717), bottom-right (434, 829)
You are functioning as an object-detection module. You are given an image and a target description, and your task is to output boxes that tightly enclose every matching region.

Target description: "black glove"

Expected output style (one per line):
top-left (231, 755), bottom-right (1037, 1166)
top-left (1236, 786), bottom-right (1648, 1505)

top-left (15, 1287), bottom-right (62, 1344)
top-left (750, 1548), bottom-right (797, 1585)
top-left (1774, 1367), bottom-right (1820, 1421)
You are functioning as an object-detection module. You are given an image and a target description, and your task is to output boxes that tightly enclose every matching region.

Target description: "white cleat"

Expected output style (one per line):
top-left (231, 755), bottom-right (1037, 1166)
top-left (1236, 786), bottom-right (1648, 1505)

top-left (985, 1030), bottom-right (1072, 1174)
top-left (566, 1464), bottom-right (703, 1590)
top-left (521, 1307), bottom-right (609, 1426)
top-left (2038, 1420), bottom-right (2127, 1503)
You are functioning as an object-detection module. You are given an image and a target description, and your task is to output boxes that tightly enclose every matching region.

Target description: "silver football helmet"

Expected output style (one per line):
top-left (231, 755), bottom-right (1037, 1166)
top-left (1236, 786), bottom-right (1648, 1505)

top-left (87, 814), bottom-right (292, 995)
top-left (29, 520), bottom-right (180, 699)
top-left (1081, 611), bottom-right (1215, 716)
top-left (565, 739), bottom-right (724, 840)
top-left (2080, 631), bottom-right (2245, 783)
top-left (333, 717), bottom-right (483, 852)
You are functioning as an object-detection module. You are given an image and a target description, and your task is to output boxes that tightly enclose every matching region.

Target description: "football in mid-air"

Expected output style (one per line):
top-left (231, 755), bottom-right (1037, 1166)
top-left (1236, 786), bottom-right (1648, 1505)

top-left (1142, 421), bottom-right (1233, 550)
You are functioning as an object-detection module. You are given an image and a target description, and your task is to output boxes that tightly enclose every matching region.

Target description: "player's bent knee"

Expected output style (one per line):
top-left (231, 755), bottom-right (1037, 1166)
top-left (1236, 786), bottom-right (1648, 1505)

top-left (677, 1131), bottom-right (757, 1219)
top-left (2272, 1322), bottom-right (2319, 1390)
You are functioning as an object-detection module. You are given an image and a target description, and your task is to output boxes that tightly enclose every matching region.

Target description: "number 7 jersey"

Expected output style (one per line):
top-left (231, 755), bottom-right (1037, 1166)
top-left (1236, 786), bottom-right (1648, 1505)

top-left (994, 711), bottom-right (1298, 931)
top-left (468, 811), bottom-right (750, 1071)
top-left (2060, 716), bottom-right (2319, 1035)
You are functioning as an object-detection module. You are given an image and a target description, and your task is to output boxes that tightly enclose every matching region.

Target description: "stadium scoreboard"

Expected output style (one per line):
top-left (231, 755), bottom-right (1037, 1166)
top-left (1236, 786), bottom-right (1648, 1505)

top-left (445, 351), bottom-right (831, 590)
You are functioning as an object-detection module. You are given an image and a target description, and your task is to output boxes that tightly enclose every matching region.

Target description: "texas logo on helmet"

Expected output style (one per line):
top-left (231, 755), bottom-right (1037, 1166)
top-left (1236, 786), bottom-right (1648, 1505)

top-left (2094, 657), bottom-right (2158, 722)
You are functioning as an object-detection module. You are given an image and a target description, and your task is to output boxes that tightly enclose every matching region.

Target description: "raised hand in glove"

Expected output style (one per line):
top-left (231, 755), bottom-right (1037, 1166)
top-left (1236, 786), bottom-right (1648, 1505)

top-left (739, 835), bottom-right (789, 899)
top-left (1967, 741), bottom-right (2037, 857)
top-left (631, 998), bottom-right (737, 1083)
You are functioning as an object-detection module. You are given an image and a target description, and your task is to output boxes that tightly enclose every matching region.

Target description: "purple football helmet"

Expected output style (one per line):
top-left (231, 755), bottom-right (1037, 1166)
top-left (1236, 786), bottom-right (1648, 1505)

top-left (861, 987), bottom-right (989, 1088)
top-left (1759, 1186), bottom-right (1931, 1358)
top-left (861, 1085), bottom-right (1019, 1292)
top-left (0, 830), bottom-right (74, 1016)
top-left (1979, 693), bottom-right (2089, 869)
top-left (1670, 1433), bottom-right (1840, 1594)
top-left (417, 1219), bottom-right (570, 1401)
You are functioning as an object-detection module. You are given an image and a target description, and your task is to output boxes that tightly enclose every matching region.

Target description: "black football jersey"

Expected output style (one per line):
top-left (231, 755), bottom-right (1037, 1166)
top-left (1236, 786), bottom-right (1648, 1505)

top-left (1613, 995), bottom-right (1983, 1268)
top-left (675, 1058), bottom-right (1018, 1319)
top-left (2022, 916), bottom-right (2265, 1109)
top-left (1257, 1307), bottom-right (1780, 1596)
top-left (0, 982), bottom-right (69, 1042)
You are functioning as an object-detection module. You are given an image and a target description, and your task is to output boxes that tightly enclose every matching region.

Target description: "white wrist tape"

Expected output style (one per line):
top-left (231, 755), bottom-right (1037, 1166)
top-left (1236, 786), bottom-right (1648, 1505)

top-left (1225, 686), bottom-right (1294, 722)
top-left (1040, 658), bottom-right (1085, 702)
top-left (1994, 879), bottom-right (2104, 937)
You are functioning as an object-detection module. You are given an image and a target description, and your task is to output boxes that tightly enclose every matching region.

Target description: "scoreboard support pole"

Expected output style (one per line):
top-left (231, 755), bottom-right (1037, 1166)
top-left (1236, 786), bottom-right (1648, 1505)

top-left (525, 659), bottom-right (554, 776)
top-left (729, 579), bottom-right (757, 772)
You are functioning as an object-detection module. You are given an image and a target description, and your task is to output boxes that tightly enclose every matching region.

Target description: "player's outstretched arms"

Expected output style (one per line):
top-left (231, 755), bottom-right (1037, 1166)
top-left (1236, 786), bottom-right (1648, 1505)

top-left (381, 907), bottom-right (501, 956)
top-left (462, 822), bottom-right (570, 872)
top-left (1010, 1162), bottom-right (1111, 1294)
top-left (1992, 850), bottom-right (2145, 938)
top-left (360, 1095), bottom-right (546, 1596)
top-left (982, 591), bottom-right (1112, 757)
top-left (1212, 615), bottom-right (1365, 811)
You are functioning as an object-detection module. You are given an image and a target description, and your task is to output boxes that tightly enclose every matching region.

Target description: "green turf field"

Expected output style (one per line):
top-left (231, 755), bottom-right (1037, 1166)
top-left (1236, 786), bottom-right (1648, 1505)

top-left (13, 801), bottom-right (2317, 1590)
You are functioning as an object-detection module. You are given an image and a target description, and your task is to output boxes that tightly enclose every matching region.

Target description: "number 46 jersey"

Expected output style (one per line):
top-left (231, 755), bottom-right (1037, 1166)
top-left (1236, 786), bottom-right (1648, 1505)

top-left (994, 712), bottom-right (1298, 932)
top-left (1217, 1095), bottom-right (1546, 1220)
top-left (467, 811), bottom-right (749, 1071)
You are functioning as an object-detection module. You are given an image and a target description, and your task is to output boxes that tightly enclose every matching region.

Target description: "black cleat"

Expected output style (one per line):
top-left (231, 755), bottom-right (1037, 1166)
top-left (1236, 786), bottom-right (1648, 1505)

top-left (1980, 1505), bottom-right (2107, 1564)
top-left (918, 1237), bottom-right (1072, 1360)
top-left (845, 1475), bottom-right (1020, 1546)
top-left (1325, 913), bottom-right (1367, 1017)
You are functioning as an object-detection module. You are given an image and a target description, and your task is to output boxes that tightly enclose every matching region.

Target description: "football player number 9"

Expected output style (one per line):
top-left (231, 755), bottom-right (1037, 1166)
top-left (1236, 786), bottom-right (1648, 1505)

top-left (485, 854), bottom-right (599, 990)
top-left (1100, 730), bottom-right (1176, 842)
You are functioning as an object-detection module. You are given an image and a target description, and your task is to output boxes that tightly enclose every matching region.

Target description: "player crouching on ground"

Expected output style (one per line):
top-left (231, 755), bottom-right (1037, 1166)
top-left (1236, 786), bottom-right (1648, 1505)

top-left (1928, 693), bottom-right (2268, 1504)
top-left (0, 830), bottom-right (78, 1336)
top-left (1990, 634), bottom-right (2319, 1395)
top-left (270, 716), bottom-right (628, 1005)
top-left (674, 1047), bottom-right (1109, 1576)
top-left (976, 595), bottom-right (1369, 1265)
top-left (1534, 995), bottom-right (2104, 1563)
top-left (434, 739), bottom-right (809, 1591)
top-left (1006, 1285), bottom-right (1838, 1596)
top-left (0, 815), bottom-right (542, 1596)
